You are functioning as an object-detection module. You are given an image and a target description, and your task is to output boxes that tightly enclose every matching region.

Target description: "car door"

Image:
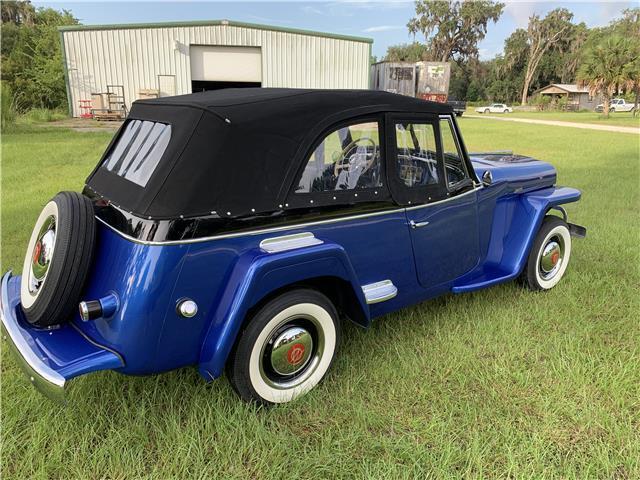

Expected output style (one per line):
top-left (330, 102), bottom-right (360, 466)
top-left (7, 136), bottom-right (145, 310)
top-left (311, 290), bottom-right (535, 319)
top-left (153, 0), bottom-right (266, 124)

top-left (385, 113), bottom-right (480, 289)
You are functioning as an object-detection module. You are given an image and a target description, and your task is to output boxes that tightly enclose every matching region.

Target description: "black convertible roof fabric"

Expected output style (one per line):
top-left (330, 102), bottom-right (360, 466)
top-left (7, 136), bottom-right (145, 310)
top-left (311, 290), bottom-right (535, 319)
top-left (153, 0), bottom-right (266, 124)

top-left (86, 88), bottom-right (453, 219)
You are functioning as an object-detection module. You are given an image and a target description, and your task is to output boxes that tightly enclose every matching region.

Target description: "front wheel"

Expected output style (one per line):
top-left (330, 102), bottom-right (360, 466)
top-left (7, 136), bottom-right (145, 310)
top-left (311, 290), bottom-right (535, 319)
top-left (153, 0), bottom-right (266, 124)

top-left (521, 216), bottom-right (572, 291)
top-left (484, 109), bottom-right (490, 114)
top-left (227, 289), bottom-right (340, 405)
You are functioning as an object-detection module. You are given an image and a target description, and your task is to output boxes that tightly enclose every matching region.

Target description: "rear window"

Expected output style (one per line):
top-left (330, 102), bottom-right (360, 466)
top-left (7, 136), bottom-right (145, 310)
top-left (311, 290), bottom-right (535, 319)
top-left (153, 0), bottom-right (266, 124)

top-left (102, 120), bottom-right (171, 187)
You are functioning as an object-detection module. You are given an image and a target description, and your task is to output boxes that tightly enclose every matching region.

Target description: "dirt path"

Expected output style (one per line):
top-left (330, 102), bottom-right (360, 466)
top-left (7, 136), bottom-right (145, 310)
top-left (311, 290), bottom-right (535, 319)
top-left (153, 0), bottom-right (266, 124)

top-left (466, 114), bottom-right (639, 135)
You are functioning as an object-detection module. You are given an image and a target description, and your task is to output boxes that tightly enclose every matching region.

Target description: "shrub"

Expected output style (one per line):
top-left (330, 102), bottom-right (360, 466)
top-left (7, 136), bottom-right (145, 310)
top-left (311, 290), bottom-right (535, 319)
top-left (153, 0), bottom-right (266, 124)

top-left (1, 82), bottom-right (17, 130)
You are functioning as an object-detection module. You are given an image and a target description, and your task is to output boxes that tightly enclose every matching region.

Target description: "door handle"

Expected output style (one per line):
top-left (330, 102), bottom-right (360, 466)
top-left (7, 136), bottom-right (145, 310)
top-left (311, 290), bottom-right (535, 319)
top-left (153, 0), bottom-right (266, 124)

top-left (409, 220), bottom-right (429, 229)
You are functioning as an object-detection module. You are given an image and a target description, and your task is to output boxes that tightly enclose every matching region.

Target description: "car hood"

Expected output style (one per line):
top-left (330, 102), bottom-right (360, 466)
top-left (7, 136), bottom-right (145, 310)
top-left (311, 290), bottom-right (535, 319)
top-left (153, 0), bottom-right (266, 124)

top-left (470, 152), bottom-right (557, 192)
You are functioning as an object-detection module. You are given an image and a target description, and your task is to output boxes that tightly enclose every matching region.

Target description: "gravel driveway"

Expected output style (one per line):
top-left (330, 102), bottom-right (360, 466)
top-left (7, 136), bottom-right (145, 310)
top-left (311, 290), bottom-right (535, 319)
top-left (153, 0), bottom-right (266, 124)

top-left (467, 114), bottom-right (639, 134)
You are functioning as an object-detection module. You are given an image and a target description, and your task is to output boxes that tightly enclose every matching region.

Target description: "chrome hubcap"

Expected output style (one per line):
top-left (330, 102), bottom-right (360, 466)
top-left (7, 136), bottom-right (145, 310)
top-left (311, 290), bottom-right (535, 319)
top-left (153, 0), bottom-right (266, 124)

top-left (270, 326), bottom-right (313, 376)
top-left (539, 236), bottom-right (564, 280)
top-left (28, 215), bottom-right (56, 295)
top-left (260, 315), bottom-right (325, 389)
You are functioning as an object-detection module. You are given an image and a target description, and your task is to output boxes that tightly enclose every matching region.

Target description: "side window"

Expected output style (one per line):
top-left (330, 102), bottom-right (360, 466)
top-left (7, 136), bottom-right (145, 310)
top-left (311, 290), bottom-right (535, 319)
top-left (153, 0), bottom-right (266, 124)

top-left (296, 121), bottom-right (382, 193)
top-left (394, 122), bottom-right (439, 187)
top-left (439, 118), bottom-right (470, 188)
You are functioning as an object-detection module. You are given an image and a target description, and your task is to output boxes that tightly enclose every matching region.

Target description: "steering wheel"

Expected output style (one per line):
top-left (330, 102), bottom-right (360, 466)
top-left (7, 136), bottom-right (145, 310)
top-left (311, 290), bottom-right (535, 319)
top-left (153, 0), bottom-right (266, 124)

top-left (334, 137), bottom-right (377, 177)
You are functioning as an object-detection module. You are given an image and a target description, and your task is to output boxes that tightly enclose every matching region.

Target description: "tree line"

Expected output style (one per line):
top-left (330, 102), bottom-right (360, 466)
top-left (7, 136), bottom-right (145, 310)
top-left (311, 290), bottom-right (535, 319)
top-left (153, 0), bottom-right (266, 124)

top-left (1, 1), bottom-right (78, 114)
top-left (383, 1), bottom-right (639, 115)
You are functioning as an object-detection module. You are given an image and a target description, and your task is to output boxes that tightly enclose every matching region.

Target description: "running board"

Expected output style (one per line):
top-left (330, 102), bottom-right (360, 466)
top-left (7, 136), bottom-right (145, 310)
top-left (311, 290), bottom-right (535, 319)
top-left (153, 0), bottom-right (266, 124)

top-left (362, 280), bottom-right (398, 304)
top-left (452, 268), bottom-right (517, 293)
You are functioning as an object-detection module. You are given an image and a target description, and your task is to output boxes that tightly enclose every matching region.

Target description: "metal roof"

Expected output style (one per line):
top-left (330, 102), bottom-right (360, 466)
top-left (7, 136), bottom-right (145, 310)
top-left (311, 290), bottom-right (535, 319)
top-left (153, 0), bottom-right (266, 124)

top-left (537, 84), bottom-right (590, 94)
top-left (58, 19), bottom-right (373, 44)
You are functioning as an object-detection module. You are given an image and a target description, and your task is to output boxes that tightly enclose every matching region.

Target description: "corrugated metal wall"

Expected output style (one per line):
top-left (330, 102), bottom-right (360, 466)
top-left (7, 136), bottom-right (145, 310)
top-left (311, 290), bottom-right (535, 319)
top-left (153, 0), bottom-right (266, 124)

top-left (62, 24), bottom-right (370, 117)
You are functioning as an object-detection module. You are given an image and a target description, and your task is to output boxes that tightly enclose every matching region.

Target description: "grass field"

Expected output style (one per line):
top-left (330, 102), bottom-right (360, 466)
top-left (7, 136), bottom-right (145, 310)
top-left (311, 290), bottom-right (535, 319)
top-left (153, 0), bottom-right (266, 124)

top-left (467, 108), bottom-right (640, 128)
top-left (2, 120), bottom-right (639, 478)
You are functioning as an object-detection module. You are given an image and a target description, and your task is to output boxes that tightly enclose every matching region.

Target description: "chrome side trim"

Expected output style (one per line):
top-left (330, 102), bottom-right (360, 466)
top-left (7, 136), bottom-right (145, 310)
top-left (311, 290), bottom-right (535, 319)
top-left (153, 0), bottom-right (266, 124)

top-left (260, 232), bottom-right (323, 253)
top-left (405, 186), bottom-right (480, 211)
top-left (96, 186), bottom-right (483, 246)
top-left (95, 208), bottom-right (404, 246)
top-left (362, 279), bottom-right (398, 304)
top-left (0, 271), bottom-right (66, 401)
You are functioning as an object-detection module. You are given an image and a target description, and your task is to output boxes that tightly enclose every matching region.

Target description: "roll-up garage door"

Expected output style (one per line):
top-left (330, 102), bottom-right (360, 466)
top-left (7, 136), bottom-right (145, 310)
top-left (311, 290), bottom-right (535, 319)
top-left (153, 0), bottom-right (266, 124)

top-left (190, 45), bottom-right (262, 82)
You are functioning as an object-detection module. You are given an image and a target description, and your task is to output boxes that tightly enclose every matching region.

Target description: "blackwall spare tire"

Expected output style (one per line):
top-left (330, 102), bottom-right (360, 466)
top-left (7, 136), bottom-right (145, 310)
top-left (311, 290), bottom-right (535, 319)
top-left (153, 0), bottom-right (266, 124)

top-left (20, 192), bottom-right (96, 327)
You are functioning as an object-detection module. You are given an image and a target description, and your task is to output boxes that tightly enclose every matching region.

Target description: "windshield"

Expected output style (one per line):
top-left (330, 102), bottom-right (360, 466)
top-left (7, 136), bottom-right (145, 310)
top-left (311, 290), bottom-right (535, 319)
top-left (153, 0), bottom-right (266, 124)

top-left (101, 120), bottom-right (171, 187)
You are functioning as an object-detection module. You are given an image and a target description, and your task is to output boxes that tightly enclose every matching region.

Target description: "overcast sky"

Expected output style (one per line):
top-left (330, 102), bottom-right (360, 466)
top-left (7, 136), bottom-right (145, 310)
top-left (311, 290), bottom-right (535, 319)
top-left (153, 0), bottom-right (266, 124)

top-left (37, 0), bottom-right (635, 59)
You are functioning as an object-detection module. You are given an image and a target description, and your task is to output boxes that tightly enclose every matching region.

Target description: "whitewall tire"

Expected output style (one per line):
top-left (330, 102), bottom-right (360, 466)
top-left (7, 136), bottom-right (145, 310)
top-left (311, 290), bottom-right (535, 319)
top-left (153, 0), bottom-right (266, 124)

top-left (227, 289), bottom-right (340, 405)
top-left (522, 216), bottom-right (572, 291)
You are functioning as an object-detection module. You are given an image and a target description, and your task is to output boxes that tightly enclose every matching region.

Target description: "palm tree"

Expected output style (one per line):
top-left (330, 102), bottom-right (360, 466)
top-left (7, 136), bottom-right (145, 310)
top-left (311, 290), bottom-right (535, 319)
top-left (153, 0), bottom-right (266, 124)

top-left (623, 52), bottom-right (640, 117)
top-left (577, 36), bottom-right (635, 118)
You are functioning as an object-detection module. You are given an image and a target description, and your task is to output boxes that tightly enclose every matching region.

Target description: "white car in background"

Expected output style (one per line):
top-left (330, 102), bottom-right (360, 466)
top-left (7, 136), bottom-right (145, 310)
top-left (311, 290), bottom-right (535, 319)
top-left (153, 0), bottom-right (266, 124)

top-left (595, 98), bottom-right (635, 113)
top-left (475, 103), bottom-right (513, 114)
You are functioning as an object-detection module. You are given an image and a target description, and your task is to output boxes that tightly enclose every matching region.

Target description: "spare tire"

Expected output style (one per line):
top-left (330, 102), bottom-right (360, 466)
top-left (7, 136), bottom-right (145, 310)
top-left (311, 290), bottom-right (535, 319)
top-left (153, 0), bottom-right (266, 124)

top-left (20, 192), bottom-right (96, 327)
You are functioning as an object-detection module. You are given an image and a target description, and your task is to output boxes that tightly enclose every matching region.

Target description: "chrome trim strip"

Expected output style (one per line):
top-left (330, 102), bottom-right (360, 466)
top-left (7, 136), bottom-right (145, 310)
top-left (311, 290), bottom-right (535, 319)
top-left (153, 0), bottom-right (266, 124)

top-left (362, 279), bottom-right (398, 304)
top-left (0, 271), bottom-right (66, 400)
top-left (259, 232), bottom-right (323, 253)
top-left (96, 186), bottom-right (483, 246)
top-left (95, 207), bottom-right (404, 246)
top-left (405, 186), bottom-right (480, 211)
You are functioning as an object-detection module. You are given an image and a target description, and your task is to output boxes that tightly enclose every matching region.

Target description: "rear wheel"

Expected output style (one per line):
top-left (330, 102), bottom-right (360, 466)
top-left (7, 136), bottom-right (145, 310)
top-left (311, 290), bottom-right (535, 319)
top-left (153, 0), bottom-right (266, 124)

top-left (484, 109), bottom-right (490, 114)
top-left (227, 289), bottom-right (340, 405)
top-left (20, 192), bottom-right (96, 327)
top-left (521, 216), bottom-right (572, 291)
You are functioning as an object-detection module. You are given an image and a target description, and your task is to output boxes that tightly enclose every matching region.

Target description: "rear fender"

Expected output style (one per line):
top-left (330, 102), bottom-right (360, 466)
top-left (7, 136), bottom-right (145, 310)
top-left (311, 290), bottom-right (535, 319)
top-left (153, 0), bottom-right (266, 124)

top-left (197, 241), bottom-right (367, 380)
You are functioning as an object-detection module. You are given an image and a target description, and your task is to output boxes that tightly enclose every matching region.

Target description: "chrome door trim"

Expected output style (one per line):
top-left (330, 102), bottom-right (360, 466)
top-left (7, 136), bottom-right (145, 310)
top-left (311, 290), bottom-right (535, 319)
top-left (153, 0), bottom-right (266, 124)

top-left (405, 186), bottom-right (480, 211)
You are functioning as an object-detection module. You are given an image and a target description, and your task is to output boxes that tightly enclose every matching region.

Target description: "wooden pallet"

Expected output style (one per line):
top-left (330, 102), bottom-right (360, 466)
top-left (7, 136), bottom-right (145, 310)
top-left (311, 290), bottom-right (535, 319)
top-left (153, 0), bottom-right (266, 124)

top-left (93, 111), bottom-right (124, 121)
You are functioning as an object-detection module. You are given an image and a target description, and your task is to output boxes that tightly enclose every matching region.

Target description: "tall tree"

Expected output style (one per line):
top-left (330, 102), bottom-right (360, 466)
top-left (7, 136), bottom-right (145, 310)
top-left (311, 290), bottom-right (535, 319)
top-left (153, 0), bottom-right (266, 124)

top-left (577, 36), bottom-right (635, 117)
top-left (623, 53), bottom-right (640, 116)
top-left (520, 8), bottom-right (574, 105)
top-left (1, 4), bottom-right (78, 111)
top-left (1, 0), bottom-right (35, 26)
top-left (407, 0), bottom-right (504, 63)
top-left (384, 42), bottom-right (430, 62)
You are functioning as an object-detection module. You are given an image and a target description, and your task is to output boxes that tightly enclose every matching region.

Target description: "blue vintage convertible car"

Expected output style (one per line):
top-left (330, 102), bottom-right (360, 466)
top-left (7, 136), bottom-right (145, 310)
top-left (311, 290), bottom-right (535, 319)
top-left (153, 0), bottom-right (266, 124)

top-left (1, 89), bottom-right (585, 404)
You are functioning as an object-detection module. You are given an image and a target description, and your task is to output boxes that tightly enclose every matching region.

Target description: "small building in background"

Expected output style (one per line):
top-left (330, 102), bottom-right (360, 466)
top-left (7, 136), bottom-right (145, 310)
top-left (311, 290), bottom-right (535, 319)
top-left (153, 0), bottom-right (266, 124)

top-left (59, 20), bottom-right (372, 117)
top-left (534, 84), bottom-right (603, 111)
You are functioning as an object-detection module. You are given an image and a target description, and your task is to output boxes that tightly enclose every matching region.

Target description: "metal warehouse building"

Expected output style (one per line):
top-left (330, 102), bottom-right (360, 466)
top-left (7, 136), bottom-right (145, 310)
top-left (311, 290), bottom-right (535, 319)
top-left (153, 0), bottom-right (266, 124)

top-left (59, 20), bottom-right (373, 117)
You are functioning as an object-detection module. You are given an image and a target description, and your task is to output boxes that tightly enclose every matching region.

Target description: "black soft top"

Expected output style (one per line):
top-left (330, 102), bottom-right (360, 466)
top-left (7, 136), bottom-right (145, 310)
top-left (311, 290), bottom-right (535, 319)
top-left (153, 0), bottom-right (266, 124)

top-left (87, 88), bottom-right (453, 220)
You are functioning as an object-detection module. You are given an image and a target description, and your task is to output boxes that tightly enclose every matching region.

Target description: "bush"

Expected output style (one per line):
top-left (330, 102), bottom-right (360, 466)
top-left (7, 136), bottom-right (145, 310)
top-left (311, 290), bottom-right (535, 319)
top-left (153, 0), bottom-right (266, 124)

top-left (1, 82), bottom-right (17, 130)
top-left (20, 108), bottom-right (67, 124)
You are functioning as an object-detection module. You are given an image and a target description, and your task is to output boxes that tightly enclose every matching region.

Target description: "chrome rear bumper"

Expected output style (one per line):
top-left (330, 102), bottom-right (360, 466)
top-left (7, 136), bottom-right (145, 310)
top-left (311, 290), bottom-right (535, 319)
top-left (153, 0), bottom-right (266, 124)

top-left (1, 271), bottom-right (124, 401)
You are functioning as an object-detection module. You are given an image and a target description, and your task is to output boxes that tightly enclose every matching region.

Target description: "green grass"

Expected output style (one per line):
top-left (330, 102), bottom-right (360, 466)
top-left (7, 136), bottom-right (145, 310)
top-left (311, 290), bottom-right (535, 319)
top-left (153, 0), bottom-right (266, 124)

top-left (2, 121), bottom-right (639, 478)
top-left (467, 108), bottom-right (640, 128)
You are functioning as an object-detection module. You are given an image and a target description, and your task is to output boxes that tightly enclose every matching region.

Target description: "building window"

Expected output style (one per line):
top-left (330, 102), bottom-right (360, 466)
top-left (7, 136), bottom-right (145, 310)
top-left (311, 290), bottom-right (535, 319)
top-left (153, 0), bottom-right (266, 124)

top-left (296, 121), bottom-right (382, 193)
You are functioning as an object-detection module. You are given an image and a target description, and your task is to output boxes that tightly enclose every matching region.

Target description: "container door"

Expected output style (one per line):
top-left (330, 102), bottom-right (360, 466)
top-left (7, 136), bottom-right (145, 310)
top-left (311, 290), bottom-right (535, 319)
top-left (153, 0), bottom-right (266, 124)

top-left (385, 113), bottom-right (479, 288)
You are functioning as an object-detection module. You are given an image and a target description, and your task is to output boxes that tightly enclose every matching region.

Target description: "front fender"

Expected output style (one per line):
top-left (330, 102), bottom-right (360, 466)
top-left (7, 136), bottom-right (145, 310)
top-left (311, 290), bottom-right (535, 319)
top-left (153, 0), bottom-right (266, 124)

top-left (453, 186), bottom-right (581, 293)
top-left (197, 241), bottom-right (367, 380)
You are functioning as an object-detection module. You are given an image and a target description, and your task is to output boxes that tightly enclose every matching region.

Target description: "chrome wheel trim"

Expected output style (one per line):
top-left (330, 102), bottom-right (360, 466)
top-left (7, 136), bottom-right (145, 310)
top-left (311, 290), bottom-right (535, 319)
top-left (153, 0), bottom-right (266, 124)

top-left (258, 314), bottom-right (325, 390)
top-left (249, 303), bottom-right (336, 403)
top-left (539, 237), bottom-right (564, 280)
top-left (269, 326), bottom-right (314, 376)
top-left (534, 224), bottom-right (571, 290)
top-left (28, 215), bottom-right (57, 294)
top-left (21, 201), bottom-right (59, 309)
